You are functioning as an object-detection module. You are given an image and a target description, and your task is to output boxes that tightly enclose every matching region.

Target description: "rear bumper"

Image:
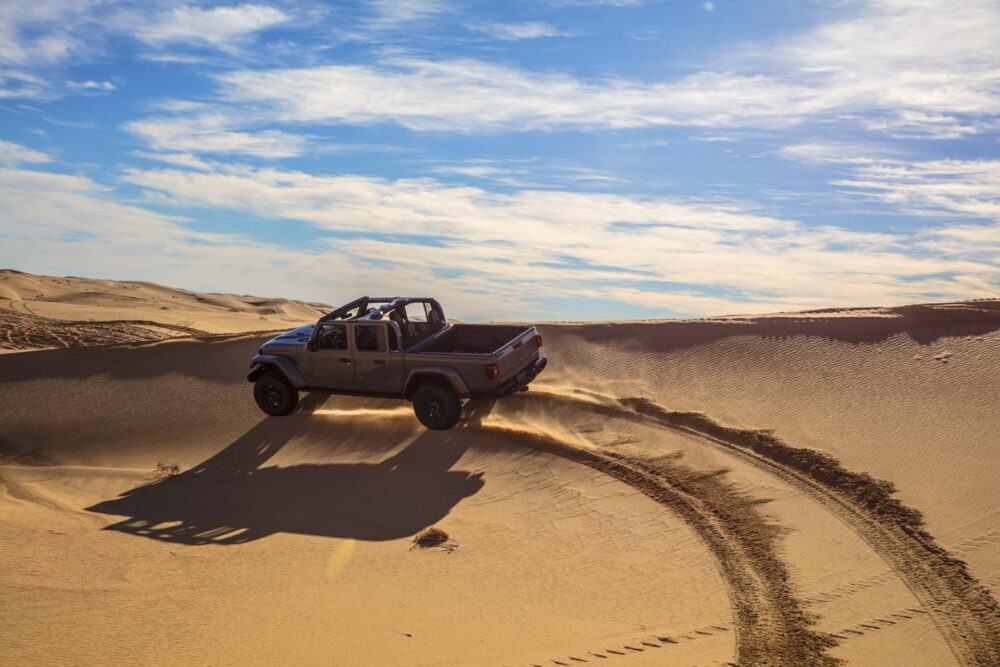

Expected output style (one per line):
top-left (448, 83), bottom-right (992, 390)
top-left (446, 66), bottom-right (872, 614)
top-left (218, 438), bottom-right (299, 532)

top-left (495, 356), bottom-right (547, 396)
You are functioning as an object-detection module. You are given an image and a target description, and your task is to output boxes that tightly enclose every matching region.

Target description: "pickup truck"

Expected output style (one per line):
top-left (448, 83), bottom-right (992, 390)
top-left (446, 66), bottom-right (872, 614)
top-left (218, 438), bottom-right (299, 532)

top-left (247, 296), bottom-right (547, 429)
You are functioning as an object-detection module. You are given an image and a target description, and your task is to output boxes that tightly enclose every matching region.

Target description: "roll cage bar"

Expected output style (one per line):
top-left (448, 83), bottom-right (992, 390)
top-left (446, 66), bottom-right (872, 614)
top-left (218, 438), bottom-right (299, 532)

top-left (318, 296), bottom-right (446, 323)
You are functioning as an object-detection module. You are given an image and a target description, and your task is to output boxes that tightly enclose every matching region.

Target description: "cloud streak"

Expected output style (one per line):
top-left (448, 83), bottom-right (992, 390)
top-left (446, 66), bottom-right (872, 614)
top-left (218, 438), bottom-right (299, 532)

top-left (117, 1), bottom-right (989, 141)
top-left (115, 160), bottom-right (999, 315)
top-left (132, 3), bottom-right (289, 50)
top-left (0, 140), bottom-right (53, 165)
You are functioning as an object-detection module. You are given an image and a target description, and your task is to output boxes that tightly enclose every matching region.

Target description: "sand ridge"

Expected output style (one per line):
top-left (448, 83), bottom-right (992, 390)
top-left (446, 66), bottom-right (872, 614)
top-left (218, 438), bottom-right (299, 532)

top-left (0, 269), bottom-right (329, 351)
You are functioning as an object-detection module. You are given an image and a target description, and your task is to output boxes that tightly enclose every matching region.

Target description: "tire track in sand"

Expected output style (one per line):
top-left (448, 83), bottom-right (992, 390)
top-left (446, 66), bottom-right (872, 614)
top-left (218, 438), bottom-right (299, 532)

top-left (506, 390), bottom-right (1000, 666)
top-left (475, 422), bottom-right (840, 666)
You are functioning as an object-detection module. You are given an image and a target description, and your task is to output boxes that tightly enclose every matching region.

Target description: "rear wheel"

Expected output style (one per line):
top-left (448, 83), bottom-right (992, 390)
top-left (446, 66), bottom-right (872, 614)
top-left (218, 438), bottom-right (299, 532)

top-left (412, 382), bottom-right (461, 430)
top-left (253, 372), bottom-right (299, 416)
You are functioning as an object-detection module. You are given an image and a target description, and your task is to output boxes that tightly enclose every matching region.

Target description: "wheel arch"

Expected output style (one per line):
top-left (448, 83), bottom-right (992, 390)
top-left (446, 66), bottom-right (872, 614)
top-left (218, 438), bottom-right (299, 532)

top-left (248, 354), bottom-right (307, 389)
top-left (403, 367), bottom-right (470, 400)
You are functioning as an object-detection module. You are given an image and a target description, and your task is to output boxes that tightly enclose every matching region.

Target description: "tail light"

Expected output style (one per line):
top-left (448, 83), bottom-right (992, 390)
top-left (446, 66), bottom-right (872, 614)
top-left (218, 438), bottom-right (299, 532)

top-left (486, 362), bottom-right (500, 379)
top-left (534, 333), bottom-right (543, 348)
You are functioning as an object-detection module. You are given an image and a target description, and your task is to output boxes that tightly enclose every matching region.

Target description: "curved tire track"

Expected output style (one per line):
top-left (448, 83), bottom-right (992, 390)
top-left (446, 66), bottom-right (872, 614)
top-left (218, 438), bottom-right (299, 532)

top-left (507, 390), bottom-right (1000, 666)
top-left (477, 422), bottom-right (840, 666)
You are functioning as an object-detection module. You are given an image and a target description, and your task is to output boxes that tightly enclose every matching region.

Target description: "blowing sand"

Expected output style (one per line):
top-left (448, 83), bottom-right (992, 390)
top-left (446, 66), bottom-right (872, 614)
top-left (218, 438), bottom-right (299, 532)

top-left (1, 274), bottom-right (999, 666)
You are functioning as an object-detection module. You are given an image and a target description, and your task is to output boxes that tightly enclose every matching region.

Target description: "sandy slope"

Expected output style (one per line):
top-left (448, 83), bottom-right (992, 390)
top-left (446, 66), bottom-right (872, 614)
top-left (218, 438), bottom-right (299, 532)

top-left (2, 288), bottom-right (1000, 666)
top-left (0, 269), bottom-right (329, 350)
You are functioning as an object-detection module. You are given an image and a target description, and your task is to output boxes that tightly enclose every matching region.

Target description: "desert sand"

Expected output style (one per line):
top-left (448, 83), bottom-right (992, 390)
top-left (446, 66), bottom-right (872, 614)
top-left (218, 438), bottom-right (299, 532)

top-left (0, 269), bottom-right (329, 351)
top-left (2, 272), bottom-right (999, 666)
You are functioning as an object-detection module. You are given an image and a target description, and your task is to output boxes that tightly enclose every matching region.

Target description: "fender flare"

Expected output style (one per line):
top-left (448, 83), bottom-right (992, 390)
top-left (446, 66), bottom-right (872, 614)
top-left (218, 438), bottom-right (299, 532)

top-left (247, 354), bottom-right (307, 389)
top-left (403, 367), bottom-right (471, 400)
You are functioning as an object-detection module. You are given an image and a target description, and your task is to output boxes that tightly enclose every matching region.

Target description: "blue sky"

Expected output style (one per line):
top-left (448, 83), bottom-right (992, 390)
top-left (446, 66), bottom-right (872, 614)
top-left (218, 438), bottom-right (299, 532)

top-left (0, 0), bottom-right (998, 321)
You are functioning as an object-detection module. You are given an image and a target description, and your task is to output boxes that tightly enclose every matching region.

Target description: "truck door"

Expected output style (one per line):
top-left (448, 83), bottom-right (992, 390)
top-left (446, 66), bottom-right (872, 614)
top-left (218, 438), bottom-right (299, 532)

top-left (307, 322), bottom-right (355, 390)
top-left (351, 322), bottom-right (405, 394)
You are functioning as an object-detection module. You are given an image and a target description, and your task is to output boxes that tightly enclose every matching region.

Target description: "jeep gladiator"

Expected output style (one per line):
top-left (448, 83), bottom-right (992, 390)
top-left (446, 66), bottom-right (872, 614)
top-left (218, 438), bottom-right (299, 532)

top-left (247, 296), bottom-right (547, 429)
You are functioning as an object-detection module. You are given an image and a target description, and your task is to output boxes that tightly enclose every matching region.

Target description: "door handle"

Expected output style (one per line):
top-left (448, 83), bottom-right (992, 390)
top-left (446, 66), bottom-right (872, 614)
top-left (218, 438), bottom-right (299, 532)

top-left (373, 359), bottom-right (386, 365)
top-left (339, 358), bottom-right (351, 364)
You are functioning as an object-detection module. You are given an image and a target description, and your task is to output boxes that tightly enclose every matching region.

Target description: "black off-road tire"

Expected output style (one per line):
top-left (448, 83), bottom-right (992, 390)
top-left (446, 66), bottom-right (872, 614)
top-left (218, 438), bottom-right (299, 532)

top-left (253, 372), bottom-right (299, 416)
top-left (412, 382), bottom-right (462, 430)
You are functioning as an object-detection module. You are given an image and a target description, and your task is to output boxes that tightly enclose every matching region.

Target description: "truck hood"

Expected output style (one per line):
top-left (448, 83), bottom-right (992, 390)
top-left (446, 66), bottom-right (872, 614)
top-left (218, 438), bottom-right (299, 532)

top-left (259, 323), bottom-right (315, 354)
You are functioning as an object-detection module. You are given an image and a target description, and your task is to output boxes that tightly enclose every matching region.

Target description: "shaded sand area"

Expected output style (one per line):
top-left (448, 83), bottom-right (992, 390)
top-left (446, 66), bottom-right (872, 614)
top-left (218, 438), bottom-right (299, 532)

top-left (2, 286), bottom-right (1000, 665)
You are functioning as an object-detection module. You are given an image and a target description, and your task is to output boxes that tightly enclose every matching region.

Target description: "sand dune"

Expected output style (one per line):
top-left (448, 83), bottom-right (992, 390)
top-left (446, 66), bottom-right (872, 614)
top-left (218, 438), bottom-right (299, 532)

top-left (2, 280), bottom-right (999, 665)
top-left (0, 269), bottom-right (329, 351)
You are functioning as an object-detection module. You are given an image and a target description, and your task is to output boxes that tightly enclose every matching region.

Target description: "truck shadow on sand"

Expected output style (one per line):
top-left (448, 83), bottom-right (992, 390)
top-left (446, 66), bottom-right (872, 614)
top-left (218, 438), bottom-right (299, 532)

top-left (86, 398), bottom-right (494, 545)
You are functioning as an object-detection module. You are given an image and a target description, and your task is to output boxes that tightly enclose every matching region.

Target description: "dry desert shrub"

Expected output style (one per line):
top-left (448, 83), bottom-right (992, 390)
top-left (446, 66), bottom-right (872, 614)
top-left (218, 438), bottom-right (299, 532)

top-left (153, 462), bottom-right (181, 480)
top-left (411, 526), bottom-right (457, 552)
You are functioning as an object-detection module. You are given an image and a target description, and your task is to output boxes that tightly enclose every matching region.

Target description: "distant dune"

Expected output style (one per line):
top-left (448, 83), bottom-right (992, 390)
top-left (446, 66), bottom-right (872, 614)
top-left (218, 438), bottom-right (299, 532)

top-left (0, 269), bottom-right (330, 351)
top-left (1, 273), bottom-right (999, 665)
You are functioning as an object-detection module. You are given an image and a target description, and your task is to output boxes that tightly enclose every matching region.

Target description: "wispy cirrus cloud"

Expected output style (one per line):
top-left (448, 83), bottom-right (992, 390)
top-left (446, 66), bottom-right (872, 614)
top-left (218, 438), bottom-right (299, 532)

top-left (0, 1), bottom-right (291, 98)
top-left (774, 141), bottom-right (901, 165)
top-left (778, 146), bottom-right (1000, 261)
top-left (366, 0), bottom-right (452, 28)
top-left (131, 3), bottom-right (289, 51)
top-left (66, 79), bottom-right (116, 92)
top-left (835, 160), bottom-right (1000, 224)
top-left (464, 21), bottom-right (570, 41)
top-left (114, 160), bottom-right (999, 314)
top-left (0, 140), bottom-right (53, 165)
top-left (126, 112), bottom-right (306, 157)
top-left (121, 0), bottom-right (995, 142)
top-left (212, 59), bottom-right (814, 132)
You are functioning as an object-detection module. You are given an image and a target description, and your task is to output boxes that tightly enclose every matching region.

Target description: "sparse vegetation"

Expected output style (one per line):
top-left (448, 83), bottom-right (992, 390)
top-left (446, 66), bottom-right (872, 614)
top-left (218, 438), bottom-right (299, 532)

top-left (153, 462), bottom-right (180, 480)
top-left (411, 526), bottom-right (457, 552)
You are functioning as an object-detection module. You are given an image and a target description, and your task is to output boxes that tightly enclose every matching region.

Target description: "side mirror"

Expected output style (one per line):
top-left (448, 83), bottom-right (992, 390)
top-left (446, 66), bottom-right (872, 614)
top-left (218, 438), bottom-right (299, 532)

top-left (306, 340), bottom-right (317, 352)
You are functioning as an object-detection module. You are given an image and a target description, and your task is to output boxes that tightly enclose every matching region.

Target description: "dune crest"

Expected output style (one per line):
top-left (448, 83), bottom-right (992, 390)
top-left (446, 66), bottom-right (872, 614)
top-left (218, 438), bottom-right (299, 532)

top-left (0, 269), bottom-right (329, 351)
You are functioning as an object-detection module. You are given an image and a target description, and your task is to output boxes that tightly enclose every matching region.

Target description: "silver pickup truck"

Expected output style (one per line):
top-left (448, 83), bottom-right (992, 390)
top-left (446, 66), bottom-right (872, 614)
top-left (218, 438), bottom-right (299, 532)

top-left (247, 296), bottom-right (547, 429)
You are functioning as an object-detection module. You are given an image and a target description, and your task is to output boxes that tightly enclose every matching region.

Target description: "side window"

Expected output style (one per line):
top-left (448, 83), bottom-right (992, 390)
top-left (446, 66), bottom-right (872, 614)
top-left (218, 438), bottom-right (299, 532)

top-left (315, 324), bottom-right (347, 350)
top-left (403, 302), bottom-right (426, 322)
top-left (354, 324), bottom-right (385, 352)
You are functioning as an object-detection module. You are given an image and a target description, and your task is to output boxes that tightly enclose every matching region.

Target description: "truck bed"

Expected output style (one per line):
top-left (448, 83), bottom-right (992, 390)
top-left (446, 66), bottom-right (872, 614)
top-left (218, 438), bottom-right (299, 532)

top-left (415, 324), bottom-right (531, 354)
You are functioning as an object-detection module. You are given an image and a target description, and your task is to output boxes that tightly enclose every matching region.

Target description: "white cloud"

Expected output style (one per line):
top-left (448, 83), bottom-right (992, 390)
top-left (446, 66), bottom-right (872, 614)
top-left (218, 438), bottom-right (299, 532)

top-left (774, 153), bottom-right (1000, 260)
top-left (775, 141), bottom-right (898, 165)
top-left (426, 158), bottom-right (620, 187)
top-left (0, 1), bottom-right (96, 67)
top-left (126, 113), bottom-right (306, 157)
top-left (0, 164), bottom-right (539, 318)
top-left (367, 0), bottom-right (452, 27)
top-left (214, 59), bottom-right (814, 132)
top-left (133, 3), bottom-right (289, 50)
top-left (67, 79), bottom-right (115, 92)
top-left (766, 0), bottom-right (1000, 137)
top-left (0, 140), bottom-right (52, 165)
top-left (166, 1), bottom-right (995, 137)
top-left (464, 21), bottom-right (569, 41)
top-left (115, 161), bottom-right (999, 314)
top-left (131, 151), bottom-right (214, 171)
top-left (0, 1), bottom-right (288, 98)
top-left (3, 158), bottom-right (996, 319)
top-left (834, 159), bottom-right (1000, 223)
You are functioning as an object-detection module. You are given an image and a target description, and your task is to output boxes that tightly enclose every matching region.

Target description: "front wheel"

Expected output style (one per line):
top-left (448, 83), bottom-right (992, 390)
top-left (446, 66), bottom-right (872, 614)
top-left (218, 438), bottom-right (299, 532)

top-left (253, 372), bottom-right (299, 416)
top-left (412, 382), bottom-right (461, 430)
